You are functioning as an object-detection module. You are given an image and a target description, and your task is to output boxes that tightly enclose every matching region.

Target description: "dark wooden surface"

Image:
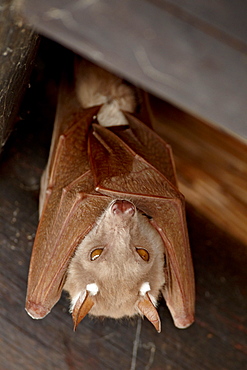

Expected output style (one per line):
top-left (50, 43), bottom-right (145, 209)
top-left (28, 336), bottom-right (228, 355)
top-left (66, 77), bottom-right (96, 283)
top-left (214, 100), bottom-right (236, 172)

top-left (0, 40), bottom-right (246, 370)
top-left (20, 0), bottom-right (247, 140)
top-left (0, 0), bottom-right (39, 153)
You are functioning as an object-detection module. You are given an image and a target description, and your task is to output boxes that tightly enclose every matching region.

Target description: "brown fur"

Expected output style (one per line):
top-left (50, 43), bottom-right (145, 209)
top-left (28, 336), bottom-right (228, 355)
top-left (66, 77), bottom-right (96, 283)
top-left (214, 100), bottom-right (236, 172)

top-left (64, 201), bottom-right (165, 318)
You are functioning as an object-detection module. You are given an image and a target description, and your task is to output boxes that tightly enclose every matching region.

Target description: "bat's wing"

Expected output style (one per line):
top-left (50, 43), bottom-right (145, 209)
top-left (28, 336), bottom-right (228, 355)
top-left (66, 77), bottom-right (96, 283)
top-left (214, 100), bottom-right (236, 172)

top-left (114, 112), bottom-right (177, 186)
top-left (89, 120), bottom-right (195, 328)
top-left (26, 107), bottom-right (111, 319)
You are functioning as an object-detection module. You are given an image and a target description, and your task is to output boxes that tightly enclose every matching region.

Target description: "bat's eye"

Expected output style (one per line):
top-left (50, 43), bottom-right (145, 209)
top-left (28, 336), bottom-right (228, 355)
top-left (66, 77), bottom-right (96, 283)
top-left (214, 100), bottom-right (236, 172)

top-left (136, 248), bottom-right (149, 262)
top-left (90, 248), bottom-right (104, 261)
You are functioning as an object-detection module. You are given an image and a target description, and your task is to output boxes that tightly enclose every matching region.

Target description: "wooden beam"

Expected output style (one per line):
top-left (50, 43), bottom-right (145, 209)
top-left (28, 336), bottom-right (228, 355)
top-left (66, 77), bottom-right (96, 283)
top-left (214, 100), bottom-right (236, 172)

top-left (0, 0), bottom-right (39, 153)
top-left (20, 0), bottom-right (247, 139)
top-left (151, 97), bottom-right (247, 246)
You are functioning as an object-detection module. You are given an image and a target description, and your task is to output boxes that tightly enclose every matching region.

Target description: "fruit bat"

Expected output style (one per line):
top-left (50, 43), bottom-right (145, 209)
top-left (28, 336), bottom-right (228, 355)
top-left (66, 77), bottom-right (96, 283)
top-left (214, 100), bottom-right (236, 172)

top-left (25, 57), bottom-right (195, 332)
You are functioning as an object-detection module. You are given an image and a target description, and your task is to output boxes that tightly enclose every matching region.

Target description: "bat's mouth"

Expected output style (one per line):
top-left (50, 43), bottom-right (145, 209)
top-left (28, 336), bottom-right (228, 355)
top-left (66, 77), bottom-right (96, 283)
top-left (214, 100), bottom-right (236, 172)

top-left (111, 200), bottom-right (135, 217)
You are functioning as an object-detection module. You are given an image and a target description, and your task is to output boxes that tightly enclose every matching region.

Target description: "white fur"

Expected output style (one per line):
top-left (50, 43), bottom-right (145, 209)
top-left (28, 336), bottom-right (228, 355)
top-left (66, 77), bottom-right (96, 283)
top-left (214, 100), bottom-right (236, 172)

top-left (75, 60), bottom-right (137, 127)
top-left (139, 282), bottom-right (151, 296)
top-left (86, 283), bottom-right (99, 295)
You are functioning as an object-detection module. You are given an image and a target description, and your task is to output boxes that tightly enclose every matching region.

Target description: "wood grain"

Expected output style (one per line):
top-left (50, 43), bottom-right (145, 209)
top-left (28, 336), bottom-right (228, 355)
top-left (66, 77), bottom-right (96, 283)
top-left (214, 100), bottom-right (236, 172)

top-left (152, 97), bottom-right (247, 246)
top-left (20, 0), bottom-right (247, 139)
top-left (0, 0), bottom-right (39, 153)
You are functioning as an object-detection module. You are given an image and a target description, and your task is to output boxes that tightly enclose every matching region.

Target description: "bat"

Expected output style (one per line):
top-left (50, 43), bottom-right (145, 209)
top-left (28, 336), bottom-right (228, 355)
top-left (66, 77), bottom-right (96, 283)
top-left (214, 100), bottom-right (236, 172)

top-left (25, 57), bottom-right (195, 332)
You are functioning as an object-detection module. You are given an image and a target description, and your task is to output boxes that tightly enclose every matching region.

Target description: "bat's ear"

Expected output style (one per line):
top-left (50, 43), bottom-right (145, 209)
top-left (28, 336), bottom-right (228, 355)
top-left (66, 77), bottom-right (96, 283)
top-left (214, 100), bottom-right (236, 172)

top-left (72, 291), bottom-right (94, 331)
top-left (137, 293), bottom-right (161, 333)
top-left (72, 283), bottom-right (99, 330)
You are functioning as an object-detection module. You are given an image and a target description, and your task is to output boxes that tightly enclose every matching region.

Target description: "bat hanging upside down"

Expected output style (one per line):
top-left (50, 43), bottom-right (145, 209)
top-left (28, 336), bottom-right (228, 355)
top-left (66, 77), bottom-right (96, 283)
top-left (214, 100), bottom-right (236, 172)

top-left (25, 57), bottom-right (195, 332)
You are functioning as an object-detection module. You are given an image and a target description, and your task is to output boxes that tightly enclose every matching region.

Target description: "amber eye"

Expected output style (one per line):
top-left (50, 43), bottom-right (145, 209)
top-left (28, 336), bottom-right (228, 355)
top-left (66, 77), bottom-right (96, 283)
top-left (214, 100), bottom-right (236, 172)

top-left (90, 248), bottom-right (104, 261)
top-left (136, 248), bottom-right (149, 262)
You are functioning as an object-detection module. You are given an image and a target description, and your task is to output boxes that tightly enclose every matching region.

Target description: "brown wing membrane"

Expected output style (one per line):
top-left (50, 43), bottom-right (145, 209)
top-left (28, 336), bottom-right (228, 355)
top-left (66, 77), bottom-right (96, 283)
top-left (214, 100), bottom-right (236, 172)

top-left (26, 107), bottom-right (111, 319)
top-left (89, 122), bottom-right (195, 328)
top-left (120, 113), bottom-right (177, 186)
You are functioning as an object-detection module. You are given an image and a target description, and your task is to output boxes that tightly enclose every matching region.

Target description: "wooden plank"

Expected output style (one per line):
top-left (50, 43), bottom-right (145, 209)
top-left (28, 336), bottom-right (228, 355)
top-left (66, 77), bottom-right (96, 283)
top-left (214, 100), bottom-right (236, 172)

top-left (19, 0), bottom-right (247, 140)
top-left (0, 0), bottom-right (39, 154)
top-left (151, 97), bottom-right (247, 247)
top-left (165, 0), bottom-right (247, 45)
top-left (0, 43), bottom-right (246, 367)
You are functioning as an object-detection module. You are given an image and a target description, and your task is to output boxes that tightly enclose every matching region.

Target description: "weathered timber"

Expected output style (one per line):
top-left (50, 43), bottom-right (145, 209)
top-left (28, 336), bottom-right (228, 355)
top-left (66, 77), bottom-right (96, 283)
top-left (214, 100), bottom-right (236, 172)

top-left (151, 98), bottom-right (247, 247)
top-left (19, 0), bottom-right (247, 139)
top-left (0, 0), bottom-right (39, 154)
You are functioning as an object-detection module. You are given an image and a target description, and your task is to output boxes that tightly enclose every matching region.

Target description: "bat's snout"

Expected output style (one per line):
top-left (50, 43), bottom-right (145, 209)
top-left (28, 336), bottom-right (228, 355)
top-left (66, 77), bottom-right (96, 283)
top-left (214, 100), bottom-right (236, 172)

top-left (111, 200), bottom-right (135, 217)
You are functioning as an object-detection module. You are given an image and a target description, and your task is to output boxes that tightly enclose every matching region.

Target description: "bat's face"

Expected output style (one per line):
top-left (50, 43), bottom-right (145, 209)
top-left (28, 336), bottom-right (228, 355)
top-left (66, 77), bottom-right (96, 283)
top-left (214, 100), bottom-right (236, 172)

top-left (64, 200), bottom-right (165, 324)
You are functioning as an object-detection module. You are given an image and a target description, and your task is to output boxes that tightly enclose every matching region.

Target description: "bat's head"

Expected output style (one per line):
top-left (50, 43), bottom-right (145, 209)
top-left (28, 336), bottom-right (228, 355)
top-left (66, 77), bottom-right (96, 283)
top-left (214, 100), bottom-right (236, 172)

top-left (64, 200), bottom-right (165, 332)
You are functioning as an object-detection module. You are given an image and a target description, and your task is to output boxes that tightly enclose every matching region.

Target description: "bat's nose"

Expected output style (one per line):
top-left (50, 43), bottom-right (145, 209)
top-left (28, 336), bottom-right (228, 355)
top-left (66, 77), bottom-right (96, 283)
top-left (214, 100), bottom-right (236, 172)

top-left (111, 200), bottom-right (135, 216)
